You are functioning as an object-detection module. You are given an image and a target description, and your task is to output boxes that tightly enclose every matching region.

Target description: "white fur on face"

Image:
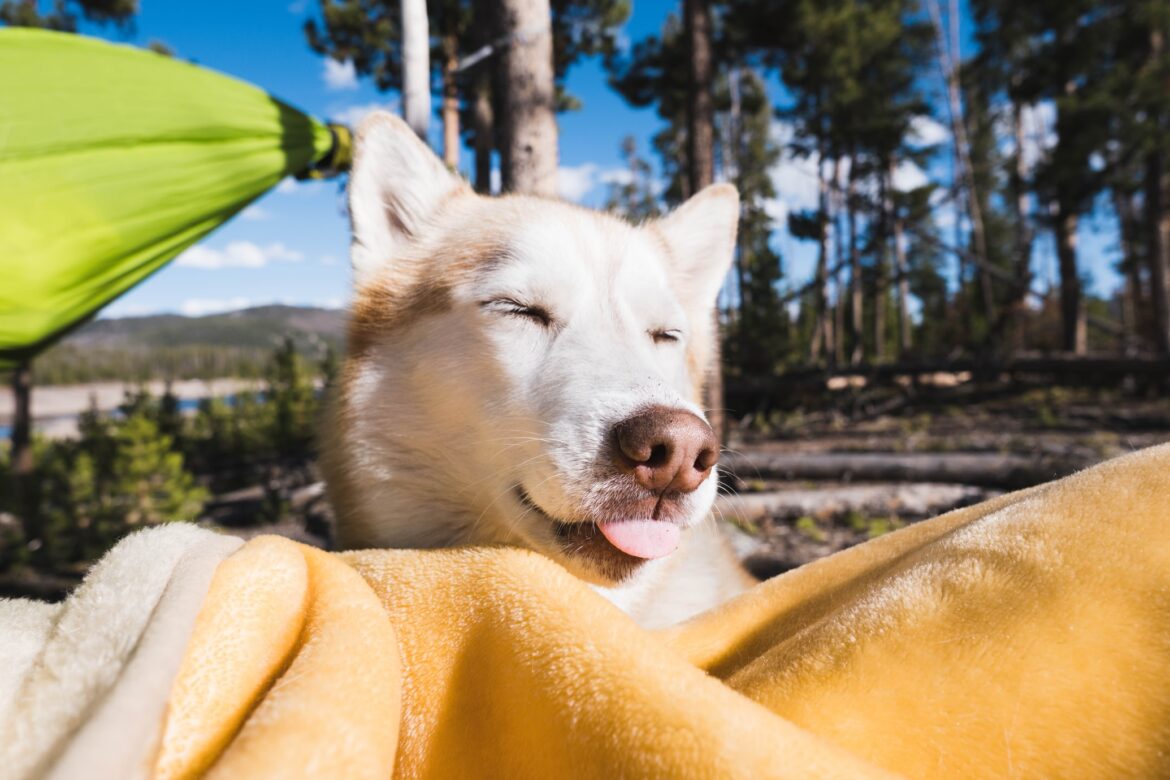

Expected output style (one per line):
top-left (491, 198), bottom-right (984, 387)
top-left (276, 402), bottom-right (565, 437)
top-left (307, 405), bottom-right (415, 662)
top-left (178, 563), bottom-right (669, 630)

top-left (326, 111), bottom-right (739, 584)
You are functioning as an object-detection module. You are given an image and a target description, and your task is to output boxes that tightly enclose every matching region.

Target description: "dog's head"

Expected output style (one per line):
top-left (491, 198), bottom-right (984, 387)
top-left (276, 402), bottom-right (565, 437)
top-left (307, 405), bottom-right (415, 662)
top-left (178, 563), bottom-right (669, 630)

top-left (322, 112), bottom-right (738, 585)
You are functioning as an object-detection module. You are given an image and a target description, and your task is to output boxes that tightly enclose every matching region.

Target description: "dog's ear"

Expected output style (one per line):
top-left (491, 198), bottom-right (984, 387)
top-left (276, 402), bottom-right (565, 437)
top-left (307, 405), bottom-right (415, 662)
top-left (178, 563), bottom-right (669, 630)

top-left (348, 111), bottom-right (469, 285)
top-left (655, 183), bottom-right (739, 311)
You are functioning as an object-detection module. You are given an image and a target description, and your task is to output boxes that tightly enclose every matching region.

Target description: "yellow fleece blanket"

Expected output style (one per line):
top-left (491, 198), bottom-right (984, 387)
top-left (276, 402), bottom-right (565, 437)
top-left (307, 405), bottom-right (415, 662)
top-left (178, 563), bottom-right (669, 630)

top-left (12, 444), bottom-right (1170, 778)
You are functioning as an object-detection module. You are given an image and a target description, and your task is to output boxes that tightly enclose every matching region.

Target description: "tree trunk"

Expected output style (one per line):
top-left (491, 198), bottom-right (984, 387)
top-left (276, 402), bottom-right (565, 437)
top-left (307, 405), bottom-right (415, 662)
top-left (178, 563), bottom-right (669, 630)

top-left (847, 156), bottom-right (863, 365)
top-left (1055, 207), bottom-right (1086, 354)
top-left (683, 0), bottom-right (723, 439)
top-left (684, 0), bottom-right (715, 195)
top-left (401, 0), bottom-right (431, 140)
top-left (873, 169), bottom-right (889, 362)
top-left (495, 0), bottom-right (558, 196)
top-left (926, 0), bottom-right (994, 329)
top-left (441, 31), bottom-right (460, 169)
top-left (1115, 188), bottom-right (1142, 351)
top-left (1147, 147), bottom-right (1170, 355)
top-left (891, 161), bottom-right (911, 357)
top-left (473, 72), bottom-right (494, 193)
top-left (472, 0), bottom-right (495, 194)
top-left (1008, 101), bottom-right (1034, 350)
top-left (10, 362), bottom-right (36, 546)
top-left (809, 134), bottom-right (830, 364)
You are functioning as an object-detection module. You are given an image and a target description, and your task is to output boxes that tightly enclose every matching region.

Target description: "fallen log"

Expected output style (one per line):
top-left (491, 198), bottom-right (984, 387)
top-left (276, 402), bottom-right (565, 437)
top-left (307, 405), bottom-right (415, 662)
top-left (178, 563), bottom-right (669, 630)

top-left (716, 483), bottom-right (995, 524)
top-left (720, 451), bottom-right (1089, 490)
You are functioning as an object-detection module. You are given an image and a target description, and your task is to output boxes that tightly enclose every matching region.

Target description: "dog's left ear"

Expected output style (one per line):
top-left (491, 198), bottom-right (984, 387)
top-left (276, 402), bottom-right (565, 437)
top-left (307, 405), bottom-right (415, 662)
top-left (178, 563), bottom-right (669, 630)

top-left (654, 183), bottom-right (740, 311)
top-left (348, 111), bottom-right (470, 286)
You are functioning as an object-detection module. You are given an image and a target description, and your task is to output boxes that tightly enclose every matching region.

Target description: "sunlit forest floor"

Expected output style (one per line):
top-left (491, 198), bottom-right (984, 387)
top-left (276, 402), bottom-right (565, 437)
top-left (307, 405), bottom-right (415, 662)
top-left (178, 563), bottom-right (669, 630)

top-left (721, 385), bottom-right (1170, 577)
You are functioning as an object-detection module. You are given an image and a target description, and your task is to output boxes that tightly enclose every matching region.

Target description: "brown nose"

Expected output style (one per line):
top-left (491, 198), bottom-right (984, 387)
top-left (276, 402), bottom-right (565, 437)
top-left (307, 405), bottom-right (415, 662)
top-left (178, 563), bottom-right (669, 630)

top-left (611, 406), bottom-right (720, 493)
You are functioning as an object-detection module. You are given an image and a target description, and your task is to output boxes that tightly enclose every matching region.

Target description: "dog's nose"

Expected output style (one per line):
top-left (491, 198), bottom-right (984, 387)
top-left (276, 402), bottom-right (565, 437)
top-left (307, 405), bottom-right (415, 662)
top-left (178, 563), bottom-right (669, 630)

top-left (611, 406), bottom-right (719, 493)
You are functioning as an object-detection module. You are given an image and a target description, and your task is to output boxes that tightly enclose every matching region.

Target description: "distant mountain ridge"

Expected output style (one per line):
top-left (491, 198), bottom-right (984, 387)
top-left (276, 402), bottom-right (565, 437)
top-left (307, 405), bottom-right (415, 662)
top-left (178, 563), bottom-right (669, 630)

top-left (75, 305), bottom-right (347, 351)
top-left (33, 306), bottom-right (348, 385)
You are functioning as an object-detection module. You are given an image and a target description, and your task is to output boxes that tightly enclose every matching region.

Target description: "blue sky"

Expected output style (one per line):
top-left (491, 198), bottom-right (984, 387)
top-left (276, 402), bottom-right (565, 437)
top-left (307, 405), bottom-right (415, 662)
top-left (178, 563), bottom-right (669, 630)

top-left (73, 0), bottom-right (1122, 319)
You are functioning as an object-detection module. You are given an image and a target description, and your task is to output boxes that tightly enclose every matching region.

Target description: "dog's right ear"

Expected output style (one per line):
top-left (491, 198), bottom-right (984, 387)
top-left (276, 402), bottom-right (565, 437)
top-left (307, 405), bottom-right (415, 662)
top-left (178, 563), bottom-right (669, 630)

top-left (348, 111), bottom-right (469, 285)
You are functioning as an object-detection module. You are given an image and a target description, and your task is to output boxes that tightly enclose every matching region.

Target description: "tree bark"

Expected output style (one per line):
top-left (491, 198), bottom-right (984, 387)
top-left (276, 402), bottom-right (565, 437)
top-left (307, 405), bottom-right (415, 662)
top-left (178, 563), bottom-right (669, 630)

top-left (809, 134), bottom-right (830, 364)
top-left (441, 31), bottom-right (460, 169)
top-left (926, 0), bottom-right (994, 329)
top-left (847, 155), bottom-right (863, 365)
top-left (400, 0), bottom-right (431, 140)
top-left (1114, 188), bottom-right (1142, 351)
top-left (891, 162), bottom-right (911, 357)
top-left (873, 170), bottom-right (890, 361)
top-left (683, 0), bottom-right (723, 439)
top-left (495, 0), bottom-right (558, 196)
top-left (684, 0), bottom-right (715, 195)
top-left (1147, 147), bottom-right (1170, 354)
top-left (1008, 101), bottom-right (1034, 350)
top-left (473, 72), bottom-right (494, 193)
top-left (720, 450), bottom-right (1084, 491)
top-left (1055, 207), bottom-right (1086, 353)
top-left (472, 0), bottom-right (496, 193)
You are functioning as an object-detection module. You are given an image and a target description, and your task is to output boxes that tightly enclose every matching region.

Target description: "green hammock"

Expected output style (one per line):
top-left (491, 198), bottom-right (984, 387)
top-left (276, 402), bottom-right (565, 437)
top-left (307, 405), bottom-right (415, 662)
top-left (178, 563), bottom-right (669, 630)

top-left (0, 28), bottom-right (350, 370)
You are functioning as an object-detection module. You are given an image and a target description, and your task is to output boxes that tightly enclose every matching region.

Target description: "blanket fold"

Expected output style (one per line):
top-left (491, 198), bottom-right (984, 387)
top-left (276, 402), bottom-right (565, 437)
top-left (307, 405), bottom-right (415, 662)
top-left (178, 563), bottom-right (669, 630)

top-left (2, 443), bottom-right (1170, 779)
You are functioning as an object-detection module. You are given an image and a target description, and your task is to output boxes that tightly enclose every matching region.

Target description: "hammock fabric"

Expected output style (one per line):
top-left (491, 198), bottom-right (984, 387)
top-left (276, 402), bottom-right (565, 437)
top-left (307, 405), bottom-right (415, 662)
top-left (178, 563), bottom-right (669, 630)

top-left (0, 29), bottom-right (349, 369)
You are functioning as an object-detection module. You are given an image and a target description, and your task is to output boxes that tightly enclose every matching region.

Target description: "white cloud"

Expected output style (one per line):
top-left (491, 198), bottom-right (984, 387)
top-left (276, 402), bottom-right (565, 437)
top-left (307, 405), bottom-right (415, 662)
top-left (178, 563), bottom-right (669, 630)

top-left (556, 163), bottom-right (632, 203)
top-left (909, 115), bottom-right (950, 148)
top-left (176, 241), bottom-right (304, 269)
top-left (274, 177), bottom-right (329, 196)
top-left (180, 297), bottom-right (252, 317)
top-left (766, 121), bottom-right (822, 219)
top-left (558, 163), bottom-right (600, 201)
top-left (240, 205), bottom-right (269, 221)
top-left (321, 254), bottom-right (339, 266)
top-left (330, 101), bottom-right (399, 128)
top-left (323, 58), bottom-right (358, 91)
top-left (1019, 101), bottom-right (1057, 174)
top-left (892, 159), bottom-right (930, 193)
top-left (490, 167), bottom-right (501, 195)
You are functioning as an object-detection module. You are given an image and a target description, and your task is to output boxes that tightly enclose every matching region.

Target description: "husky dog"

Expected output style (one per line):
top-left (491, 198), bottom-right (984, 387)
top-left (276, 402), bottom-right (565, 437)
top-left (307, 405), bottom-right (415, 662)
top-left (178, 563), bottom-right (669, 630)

top-left (321, 112), bottom-right (755, 628)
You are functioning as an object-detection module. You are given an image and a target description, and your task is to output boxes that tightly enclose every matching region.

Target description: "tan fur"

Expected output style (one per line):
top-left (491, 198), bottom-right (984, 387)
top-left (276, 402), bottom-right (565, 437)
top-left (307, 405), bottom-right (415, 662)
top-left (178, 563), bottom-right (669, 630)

top-left (322, 112), bottom-right (753, 627)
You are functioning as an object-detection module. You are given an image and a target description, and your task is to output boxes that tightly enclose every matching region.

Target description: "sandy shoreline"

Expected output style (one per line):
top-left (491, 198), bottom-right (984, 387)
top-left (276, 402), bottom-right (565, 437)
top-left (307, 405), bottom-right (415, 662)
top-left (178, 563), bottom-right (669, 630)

top-left (0, 379), bottom-right (263, 436)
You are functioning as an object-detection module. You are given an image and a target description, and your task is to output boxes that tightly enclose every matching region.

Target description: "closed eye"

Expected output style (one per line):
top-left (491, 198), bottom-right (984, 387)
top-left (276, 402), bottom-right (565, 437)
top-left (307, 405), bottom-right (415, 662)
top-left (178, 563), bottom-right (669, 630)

top-left (481, 298), bottom-right (554, 327)
top-left (651, 328), bottom-right (683, 344)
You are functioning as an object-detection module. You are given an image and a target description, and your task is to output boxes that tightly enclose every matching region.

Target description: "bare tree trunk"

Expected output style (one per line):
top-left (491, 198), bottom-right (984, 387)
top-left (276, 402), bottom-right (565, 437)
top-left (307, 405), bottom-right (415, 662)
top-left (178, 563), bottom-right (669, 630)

top-left (11, 362), bottom-right (36, 547)
top-left (832, 158), bottom-right (846, 362)
top-left (1115, 188), bottom-right (1142, 351)
top-left (809, 135), bottom-right (830, 364)
top-left (847, 155), bottom-right (863, 365)
top-left (495, 0), bottom-right (558, 196)
top-left (473, 73), bottom-right (494, 193)
top-left (472, 0), bottom-right (495, 194)
top-left (1147, 147), bottom-right (1170, 354)
top-left (1008, 101), bottom-right (1034, 350)
top-left (927, 0), bottom-right (995, 328)
top-left (1145, 29), bottom-right (1170, 355)
top-left (401, 0), bottom-right (431, 140)
top-left (684, 0), bottom-right (723, 439)
top-left (890, 161), bottom-right (911, 357)
top-left (684, 0), bottom-right (715, 195)
top-left (874, 171), bottom-right (889, 362)
top-left (441, 31), bottom-right (460, 169)
top-left (1055, 207), bottom-right (1086, 354)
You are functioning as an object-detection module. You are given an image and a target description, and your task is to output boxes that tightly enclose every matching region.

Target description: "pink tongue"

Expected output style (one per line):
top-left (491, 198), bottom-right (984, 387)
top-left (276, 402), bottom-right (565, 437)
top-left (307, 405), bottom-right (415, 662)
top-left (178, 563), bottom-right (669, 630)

top-left (598, 520), bottom-right (680, 559)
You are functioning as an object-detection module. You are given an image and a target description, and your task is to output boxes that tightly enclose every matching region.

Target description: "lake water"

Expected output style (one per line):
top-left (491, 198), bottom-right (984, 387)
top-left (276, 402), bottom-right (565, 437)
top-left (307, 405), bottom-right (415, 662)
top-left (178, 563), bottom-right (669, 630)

top-left (0, 395), bottom-right (245, 442)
